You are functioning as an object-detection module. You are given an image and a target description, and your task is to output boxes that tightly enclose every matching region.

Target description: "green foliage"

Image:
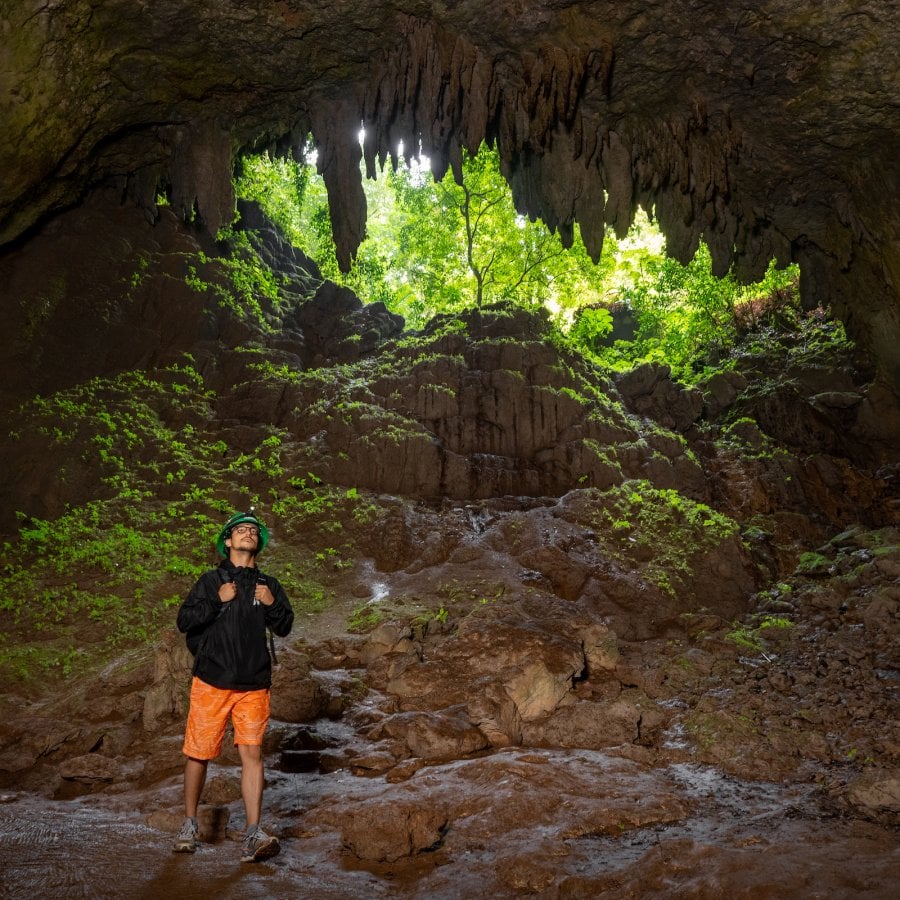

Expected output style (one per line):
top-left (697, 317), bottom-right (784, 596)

top-left (235, 144), bottom-right (615, 326)
top-left (182, 232), bottom-right (293, 332)
top-left (380, 148), bottom-right (611, 322)
top-left (235, 142), bottom-right (803, 380)
top-left (796, 551), bottom-right (832, 575)
top-left (726, 615), bottom-right (793, 654)
top-left (0, 361), bottom-right (298, 680)
top-left (234, 152), bottom-right (312, 244)
top-left (569, 306), bottom-right (614, 352)
top-left (217, 230), bottom-right (281, 316)
top-left (347, 603), bottom-right (383, 633)
top-left (585, 235), bottom-right (801, 381)
top-left (562, 480), bottom-right (740, 598)
top-left (741, 310), bottom-right (853, 371)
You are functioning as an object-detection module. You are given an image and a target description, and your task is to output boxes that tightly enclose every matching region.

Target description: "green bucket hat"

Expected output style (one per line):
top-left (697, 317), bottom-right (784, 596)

top-left (216, 510), bottom-right (270, 556)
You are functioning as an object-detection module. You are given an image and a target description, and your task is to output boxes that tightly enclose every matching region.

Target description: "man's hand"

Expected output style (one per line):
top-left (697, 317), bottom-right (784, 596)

top-left (218, 581), bottom-right (237, 603)
top-left (255, 583), bottom-right (275, 606)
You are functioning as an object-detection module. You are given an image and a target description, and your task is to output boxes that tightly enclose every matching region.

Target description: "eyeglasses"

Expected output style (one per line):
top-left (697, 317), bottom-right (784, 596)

top-left (232, 525), bottom-right (259, 536)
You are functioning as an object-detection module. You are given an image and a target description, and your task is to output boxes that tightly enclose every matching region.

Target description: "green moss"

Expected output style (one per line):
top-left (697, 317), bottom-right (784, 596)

top-left (0, 360), bottom-right (299, 681)
top-left (559, 480), bottom-right (741, 599)
top-left (796, 551), bottom-right (832, 575)
top-left (726, 614), bottom-right (793, 655)
top-left (347, 603), bottom-right (384, 633)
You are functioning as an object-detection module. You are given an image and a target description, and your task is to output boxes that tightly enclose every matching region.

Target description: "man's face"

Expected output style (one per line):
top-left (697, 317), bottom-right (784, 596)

top-left (227, 524), bottom-right (260, 553)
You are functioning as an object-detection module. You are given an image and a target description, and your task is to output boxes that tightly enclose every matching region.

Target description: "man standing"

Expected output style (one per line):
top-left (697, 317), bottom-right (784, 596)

top-left (173, 510), bottom-right (294, 862)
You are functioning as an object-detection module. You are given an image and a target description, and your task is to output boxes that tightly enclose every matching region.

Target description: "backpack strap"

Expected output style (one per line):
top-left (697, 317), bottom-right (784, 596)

top-left (255, 571), bottom-right (279, 666)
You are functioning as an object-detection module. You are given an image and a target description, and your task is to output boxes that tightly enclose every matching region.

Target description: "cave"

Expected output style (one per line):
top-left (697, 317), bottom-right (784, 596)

top-left (1, 3), bottom-right (898, 895)
top-left (3, 0), bottom-right (900, 390)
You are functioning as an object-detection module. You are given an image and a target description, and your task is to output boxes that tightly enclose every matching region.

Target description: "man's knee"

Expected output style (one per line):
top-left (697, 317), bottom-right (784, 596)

top-left (238, 743), bottom-right (263, 762)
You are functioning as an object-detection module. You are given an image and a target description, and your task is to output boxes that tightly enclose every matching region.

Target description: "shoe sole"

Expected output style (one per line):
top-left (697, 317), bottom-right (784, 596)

top-left (172, 842), bottom-right (198, 853)
top-left (241, 836), bottom-right (280, 863)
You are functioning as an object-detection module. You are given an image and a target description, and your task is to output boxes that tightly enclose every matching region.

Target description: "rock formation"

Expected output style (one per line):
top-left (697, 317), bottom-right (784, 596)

top-left (2, 1), bottom-right (900, 387)
top-left (0, 201), bottom-right (897, 895)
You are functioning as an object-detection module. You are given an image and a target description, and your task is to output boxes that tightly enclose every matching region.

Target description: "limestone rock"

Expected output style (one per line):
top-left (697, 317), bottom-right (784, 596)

top-left (516, 545), bottom-right (591, 600)
top-left (372, 709), bottom-right (490, 761)
top-left (521, 698), bottom-right (641, 749)
top-left (615, 363), bottom-right (703, 432)
top-left (270, 651), bottom-right (329, 722)
top-left (378, 599), bottom-right (586, 739)
top-left (847, 770), bottom-right (900, 823)
top-left (340, 800), bottom-right (448, 862)
top-left (702, 371), bottom-right (749, 418)
top-left (360, 622), bottom-right (415, 665)
top-left (142, 629), bottom-right (193, 731)
top-left (59, 754), bottom-right (119, 783)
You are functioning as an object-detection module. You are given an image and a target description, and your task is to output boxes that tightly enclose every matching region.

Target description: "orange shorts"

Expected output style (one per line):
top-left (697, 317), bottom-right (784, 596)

top-left (182, 677), bottom-right (270, 760)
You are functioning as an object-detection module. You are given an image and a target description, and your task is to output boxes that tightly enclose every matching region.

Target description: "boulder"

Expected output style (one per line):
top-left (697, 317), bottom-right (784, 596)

top-left (847, 770), bottom-right (900, 823)
top-left (615, 363), bottom-right (703, 432)
top-left (516, 545), bottom-right (591, 600)
top-left (520, 698), bottom-right (641, 749)
top-left (142, 629), bottom-right (193, 731)
top-left (340, 800), bottom-right (448, 862)
top-left (270, 651), bottom-right (329, 722)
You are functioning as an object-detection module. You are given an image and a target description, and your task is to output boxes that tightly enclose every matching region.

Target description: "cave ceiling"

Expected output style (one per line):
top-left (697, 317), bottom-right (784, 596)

top-left (2, 1), bottom-right (900, 385)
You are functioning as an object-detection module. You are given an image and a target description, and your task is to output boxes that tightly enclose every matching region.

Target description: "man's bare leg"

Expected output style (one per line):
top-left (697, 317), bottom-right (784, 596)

top-left (173, 756), bottom-right (209, 852)
top-left (184, 756), bottom-right (209, 818)
top-left (237, 743), bottom-right (279, 861)
top-left (237, 743), bottom-right (264, 828)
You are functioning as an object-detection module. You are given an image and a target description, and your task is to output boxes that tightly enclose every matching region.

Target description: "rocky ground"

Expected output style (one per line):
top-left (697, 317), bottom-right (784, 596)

top-left (0, 199), bottom-right (898, 896)
top-left (2, 514), bottom-right (899, 897)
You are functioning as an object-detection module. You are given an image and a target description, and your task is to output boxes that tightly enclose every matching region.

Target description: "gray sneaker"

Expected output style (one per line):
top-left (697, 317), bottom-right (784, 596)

top-left (241, 825), bottom-right (280, 863)
top-left (173, 817), bottom-right (199, 853)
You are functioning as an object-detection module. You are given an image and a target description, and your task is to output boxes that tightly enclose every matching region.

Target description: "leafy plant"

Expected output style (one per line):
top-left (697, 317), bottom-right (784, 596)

top-left (347, 603), bottom-right (383, 633)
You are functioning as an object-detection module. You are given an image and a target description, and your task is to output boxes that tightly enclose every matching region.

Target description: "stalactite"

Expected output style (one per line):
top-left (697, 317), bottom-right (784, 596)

top-left (166, 121), bottom-right (235, 237)
top-left (311, 102), bottom-right (367, 272)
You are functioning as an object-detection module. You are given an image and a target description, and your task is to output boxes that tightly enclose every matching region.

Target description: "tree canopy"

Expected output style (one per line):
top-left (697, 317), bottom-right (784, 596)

top-left (234, 141), bottom-right (800, 381)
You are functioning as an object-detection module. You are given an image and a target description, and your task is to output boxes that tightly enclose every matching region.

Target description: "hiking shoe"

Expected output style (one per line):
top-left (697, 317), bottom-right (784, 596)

top-left (241, 825), bottom-right (280, 863)
top-left (172, 817), bottom-right (199, 853)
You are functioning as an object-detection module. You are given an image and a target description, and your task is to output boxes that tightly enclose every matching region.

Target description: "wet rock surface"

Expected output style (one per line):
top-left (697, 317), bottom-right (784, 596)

top-left (1, 753), bottom-right (898, 898)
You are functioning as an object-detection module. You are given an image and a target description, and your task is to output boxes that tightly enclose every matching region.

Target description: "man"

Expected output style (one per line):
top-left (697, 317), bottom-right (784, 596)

top-left (173, 510), bottom-right (294, 862)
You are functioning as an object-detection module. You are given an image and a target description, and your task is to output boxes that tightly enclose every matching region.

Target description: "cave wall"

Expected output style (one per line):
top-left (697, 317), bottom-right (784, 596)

top-left (1, 1), bottom-right (899, 387)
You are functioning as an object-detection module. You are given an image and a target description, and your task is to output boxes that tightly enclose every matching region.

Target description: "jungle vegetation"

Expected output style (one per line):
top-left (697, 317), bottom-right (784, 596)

top-left (235, 141), bottom-right (802, 381)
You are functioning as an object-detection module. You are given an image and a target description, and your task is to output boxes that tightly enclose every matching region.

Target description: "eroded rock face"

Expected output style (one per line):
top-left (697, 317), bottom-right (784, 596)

top-left (2, 2), bottom-right (899, 386)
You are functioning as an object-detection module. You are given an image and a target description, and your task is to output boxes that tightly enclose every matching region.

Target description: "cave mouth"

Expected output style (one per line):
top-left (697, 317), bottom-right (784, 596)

top-left (0, 8), bottom-right (899, 888)
top-left (229, 138), bottom-right (803, 382)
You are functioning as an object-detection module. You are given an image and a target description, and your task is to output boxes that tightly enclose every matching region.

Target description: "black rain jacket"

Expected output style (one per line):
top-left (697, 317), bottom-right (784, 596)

top-left (177, 558), bottom-right (294, 690)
